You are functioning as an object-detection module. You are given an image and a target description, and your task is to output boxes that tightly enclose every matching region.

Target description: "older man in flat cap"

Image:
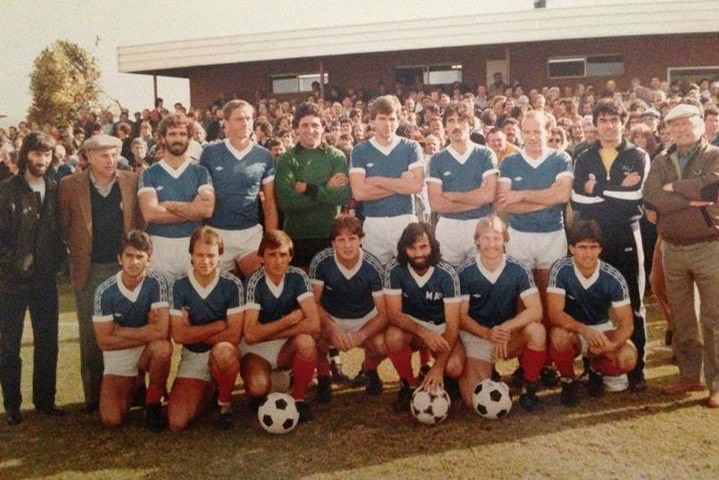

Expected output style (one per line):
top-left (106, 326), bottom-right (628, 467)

top-left (59, 134), bottom-right (145, 412)
top-left (644, 103), bottom-right (719, 408)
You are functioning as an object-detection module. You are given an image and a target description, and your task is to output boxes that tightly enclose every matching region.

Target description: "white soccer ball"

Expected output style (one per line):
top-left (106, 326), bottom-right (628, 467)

top-left (472, 379), bottom-right (512, 420)
top-left (411, 386), bottom-right (451, 425)
top-left (258, 392), bottom-right (299, 434)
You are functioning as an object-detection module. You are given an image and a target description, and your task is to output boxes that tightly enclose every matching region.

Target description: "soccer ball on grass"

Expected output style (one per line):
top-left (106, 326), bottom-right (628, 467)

top-left (258, 392), bottom-right (299, 434)
top-left (411, 386), bottom-right (451, 425)
top-left (472, 379), bottom-right (512, 419)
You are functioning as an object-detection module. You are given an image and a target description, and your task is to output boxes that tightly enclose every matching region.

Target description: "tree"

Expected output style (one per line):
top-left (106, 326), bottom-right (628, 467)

top-left (27, 40), bottom-right (101, 126)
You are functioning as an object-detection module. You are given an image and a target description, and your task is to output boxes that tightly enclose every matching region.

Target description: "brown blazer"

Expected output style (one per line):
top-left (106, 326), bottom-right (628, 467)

top-left (58, 170), bottom-right (145, 291)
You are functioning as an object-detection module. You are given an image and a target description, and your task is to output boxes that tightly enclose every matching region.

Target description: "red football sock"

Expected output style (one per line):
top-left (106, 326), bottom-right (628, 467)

top-left (362, 356), bottom-right (379, 371)
top-left (146, 384), bottom-right (164, 405)
top-left (316, 357), bottom-right (331, 377)
top-left (419, 348), bottom-right (431, 365)
top-left (292, 356), bottom-right (317, 401)
top-left (213, 369), bottom-right (238, 406)
top-left (549, 348), bottom-right (576, 379)
top-left (389, 347), bottom-right (416, 386)
top-left (592, 356), bottom-right (625, 376)
top-left (520, 347), bottom-right (546, 383)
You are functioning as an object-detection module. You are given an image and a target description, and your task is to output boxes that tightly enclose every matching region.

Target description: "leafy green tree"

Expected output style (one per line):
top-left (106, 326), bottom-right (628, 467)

top-left (27, 40), bottom-right (101, 126)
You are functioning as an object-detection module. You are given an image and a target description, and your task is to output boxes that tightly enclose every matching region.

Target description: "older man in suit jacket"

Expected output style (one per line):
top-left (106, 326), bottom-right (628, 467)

top-left (59, 134), bottom-right (144, 412)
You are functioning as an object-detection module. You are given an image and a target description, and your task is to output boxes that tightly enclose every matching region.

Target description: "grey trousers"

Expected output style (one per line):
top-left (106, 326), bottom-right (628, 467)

top-left (74, 262), bottom-right (119, 405)
top-left (663, 240), bottom-right (719, 392)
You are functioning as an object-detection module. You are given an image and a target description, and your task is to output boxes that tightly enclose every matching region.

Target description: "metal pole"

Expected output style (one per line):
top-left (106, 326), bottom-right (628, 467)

top-left (153, 75), bottom-right (158, 102)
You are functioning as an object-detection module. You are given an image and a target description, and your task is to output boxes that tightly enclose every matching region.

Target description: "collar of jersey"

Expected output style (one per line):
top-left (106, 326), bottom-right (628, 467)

top-left (572, 259), bottom-right (600, 290)
top-left (116, 271), bottom-right (145, 303)
top-left (158, 158), bottom-right (191, 179)
top-left (265, 273), bottom-right (285, 298)
top-left (519, 148), bottom-right (552, 169)
top-left (334, 250), bottom-right (363, 280)
top-left (189, 269), bottom-right (220, 299)
top-left (446, 144), bottom-right (474, 165)
top-left (476, 254), bottom-right (506, 284)
top-left (369, 136), bottom-right (401, 156)
top-left (224, 139), bottom-right (254, 161)
top-left (409, 265), bottom-right (434, 288)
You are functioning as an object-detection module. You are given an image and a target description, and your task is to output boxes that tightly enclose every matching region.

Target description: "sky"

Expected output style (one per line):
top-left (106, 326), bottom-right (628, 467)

top-left (0, 0), bottom-right (663, 127)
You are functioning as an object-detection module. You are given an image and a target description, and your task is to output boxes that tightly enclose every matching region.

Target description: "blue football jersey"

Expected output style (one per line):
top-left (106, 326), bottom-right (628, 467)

top-left (547, 257), bottom-right (630, 326)
top-left (93, 271), bottom-right (169, 328)
top-left (384, 260), bottom-right (460, 325)
top-left (170, 270), bottom-right (244, 352)
top-left (201, 140), bottom-right (274, 230)
top-left (309, 248), bottom-right (384, 319)
top-left (428, 143), bottom-right (498, 220)
top-left (350, 136), bottom-right (423, 217)
top-left (458, 255), bottom-right (536, 328)
top-left (138, 159), bottom-right (214, 238)
top-left (498, 149), bottom-right (573, 232)
top-left (245, 266), bottom-right (313, 324)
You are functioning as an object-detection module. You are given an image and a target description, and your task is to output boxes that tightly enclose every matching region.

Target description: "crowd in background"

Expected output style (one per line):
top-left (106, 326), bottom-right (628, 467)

top-left (2, 74), bottom-right (719, 184)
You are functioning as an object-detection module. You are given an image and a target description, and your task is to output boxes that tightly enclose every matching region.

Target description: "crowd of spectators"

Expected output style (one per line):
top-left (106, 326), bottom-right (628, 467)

top-left (2, 74), bottom-right (719, 185)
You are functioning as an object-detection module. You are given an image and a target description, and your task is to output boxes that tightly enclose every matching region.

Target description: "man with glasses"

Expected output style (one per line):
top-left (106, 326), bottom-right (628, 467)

top-left (644, 103), bottom-right (719, 408)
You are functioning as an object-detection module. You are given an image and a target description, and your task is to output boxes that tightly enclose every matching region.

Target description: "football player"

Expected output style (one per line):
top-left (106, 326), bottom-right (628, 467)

top-left (547, 220), bottom-right (637, 406)
top-left (167, 227), bottom-right (244, 430)
top-left (309, 214), bottom-right (387, 402)
top-left (427, 102), bottom-right (497, 268)
top-left (241, 230), bottom-right (320, 422)
top-left (456, 215), bottom-right (545, 411)
top-left (93, 231), bottom-right (172, 430)
top-left (384, 223), bottom-right (464, 412)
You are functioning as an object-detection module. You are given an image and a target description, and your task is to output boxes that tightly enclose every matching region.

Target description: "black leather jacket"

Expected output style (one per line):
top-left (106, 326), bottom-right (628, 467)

top-left (0, 174), bottom-right (65, 292)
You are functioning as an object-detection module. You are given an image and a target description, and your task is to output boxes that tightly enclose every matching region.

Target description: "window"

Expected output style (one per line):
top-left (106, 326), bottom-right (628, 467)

top-left (547, 55), bottom-right (624, 79)
top-left (668, 66), bottom-right (719, 85)
top-left (269, 73), bottom-right (328, 94)
top-left (395, 64), bottom-right (462, 86)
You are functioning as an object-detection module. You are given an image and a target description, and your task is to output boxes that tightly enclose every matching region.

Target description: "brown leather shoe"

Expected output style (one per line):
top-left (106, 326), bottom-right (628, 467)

top-left (708, 390), bottom-right (719, 408)
top-left (662, 381), bottom-right (706, 395)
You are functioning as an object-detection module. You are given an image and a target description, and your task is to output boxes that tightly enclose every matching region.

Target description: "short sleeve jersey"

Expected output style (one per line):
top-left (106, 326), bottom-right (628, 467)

top-left (428, 143), bottom-right (498, 220)
top-left (93, 271), bottom-right (169, 328)
top-left (245, 266), bottom-right (313, 324)
top-left (200, 140), bottom-right (274, 230)
top-left (547, 257), bottom-right (630, 326)
top-left (458, 255), bottom-right (536, 328)
top-left (138, 159), bottom-right (214, 238)
top-left (350, 136), bottom-right (423, 217)
top-left (384, 260), bottom-right (460, 325)
top-left (498, 149), bottom-right (573, 232)
top-left (309, 248), bottom-right (384, 320)
top-left (170, 271), bottom-right (244, 352)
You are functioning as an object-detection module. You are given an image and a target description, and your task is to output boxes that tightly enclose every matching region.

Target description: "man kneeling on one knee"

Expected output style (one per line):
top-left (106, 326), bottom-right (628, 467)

top-left (548, 220), bottom-right (637, 406)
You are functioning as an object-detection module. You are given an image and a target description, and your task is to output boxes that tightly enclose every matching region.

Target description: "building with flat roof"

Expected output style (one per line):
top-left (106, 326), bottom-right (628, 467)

top-left (117, 0), bottom-right (719, 108)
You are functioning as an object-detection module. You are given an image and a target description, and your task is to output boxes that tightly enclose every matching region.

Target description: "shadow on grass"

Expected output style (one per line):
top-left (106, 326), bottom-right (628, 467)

top-left (0, 375), bottom-right (711, 480)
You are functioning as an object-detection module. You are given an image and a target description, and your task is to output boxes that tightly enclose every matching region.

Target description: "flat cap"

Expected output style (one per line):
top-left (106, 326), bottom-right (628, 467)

top-left (664, 104), bottom-right (701, 123)
top-left (83, 134), bottom-right (122, 150)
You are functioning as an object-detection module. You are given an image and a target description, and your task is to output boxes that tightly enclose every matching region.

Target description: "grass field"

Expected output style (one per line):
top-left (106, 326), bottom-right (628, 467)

top-left (1, 280), bottom-right (718, 480)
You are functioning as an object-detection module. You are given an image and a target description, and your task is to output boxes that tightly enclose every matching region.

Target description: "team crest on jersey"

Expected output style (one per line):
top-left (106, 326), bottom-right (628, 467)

top-left (443, 171), bottom-right (452, 176)
top-left (472, 293), bottom-right (482, 298)
top-left (513, 176), bottom-right (523, 182)
top-left (215, 166), bottom-right (224, 171)
top-left (156, 186), bottom-right (164, 191)
top-left (367, 163), bottom-right (375, 168)
top-left (425, 291), bottom-right (443, 301)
